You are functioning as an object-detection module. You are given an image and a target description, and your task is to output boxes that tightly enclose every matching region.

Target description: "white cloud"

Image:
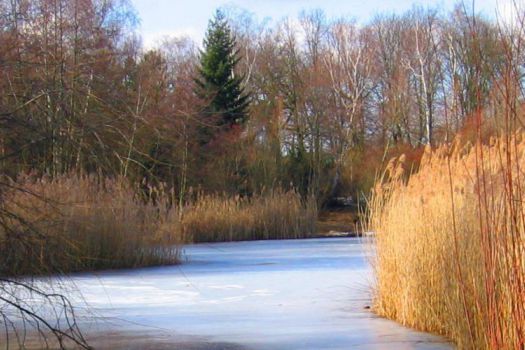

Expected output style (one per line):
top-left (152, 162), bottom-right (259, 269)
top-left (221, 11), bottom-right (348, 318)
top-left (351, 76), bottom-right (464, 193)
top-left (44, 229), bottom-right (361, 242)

top-left (142, 28), bottom-right (202, 49)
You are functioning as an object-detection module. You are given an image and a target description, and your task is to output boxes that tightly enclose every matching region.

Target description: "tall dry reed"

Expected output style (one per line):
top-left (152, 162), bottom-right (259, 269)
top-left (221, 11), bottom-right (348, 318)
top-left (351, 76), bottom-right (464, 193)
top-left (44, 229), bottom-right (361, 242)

top-left (0, 175), bottom-right (317, 275)
top-left (369, 133), bottom-right (525, 349)
top-left (182, 190), bottom-right (317, 242)
top-left (0, 174), bottom-right (182, 275)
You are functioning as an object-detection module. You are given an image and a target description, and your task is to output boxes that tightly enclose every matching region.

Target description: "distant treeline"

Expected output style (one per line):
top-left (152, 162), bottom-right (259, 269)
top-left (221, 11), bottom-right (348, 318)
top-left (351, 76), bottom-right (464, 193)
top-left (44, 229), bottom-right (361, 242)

top-left (0, 0), bottom-right (521, 202)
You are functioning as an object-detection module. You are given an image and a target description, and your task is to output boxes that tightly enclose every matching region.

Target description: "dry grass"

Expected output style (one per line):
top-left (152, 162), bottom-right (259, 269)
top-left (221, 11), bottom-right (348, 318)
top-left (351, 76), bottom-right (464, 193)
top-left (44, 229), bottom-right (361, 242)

top-left (182, 190), bottom-right (317, 242)
top-left (0, 174), bottom-right (183, 275)
top-left (369, 132), bottom-right (525, 349)
top-left (0, 175), bottom-right (317, 275)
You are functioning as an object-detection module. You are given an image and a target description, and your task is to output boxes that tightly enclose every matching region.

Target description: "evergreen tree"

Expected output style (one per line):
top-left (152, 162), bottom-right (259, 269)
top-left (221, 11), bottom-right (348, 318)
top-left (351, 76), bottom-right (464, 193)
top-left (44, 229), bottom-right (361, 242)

top-left (195, 10), bottom-right (250, 130)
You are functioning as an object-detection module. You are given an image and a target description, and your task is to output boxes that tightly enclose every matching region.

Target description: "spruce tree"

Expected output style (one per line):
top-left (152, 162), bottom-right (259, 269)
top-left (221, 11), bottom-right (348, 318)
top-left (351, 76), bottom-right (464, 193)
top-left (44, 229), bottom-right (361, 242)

top-left (195, 10), bottom-right (250, 130)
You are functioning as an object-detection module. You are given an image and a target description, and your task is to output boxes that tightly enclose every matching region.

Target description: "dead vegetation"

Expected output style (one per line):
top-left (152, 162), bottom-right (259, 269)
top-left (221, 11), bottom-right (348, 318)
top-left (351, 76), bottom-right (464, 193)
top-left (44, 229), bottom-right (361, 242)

top-left (369, 131), bottom-right (525, 349)
top-left (182, 189), bottom-right (317, 242)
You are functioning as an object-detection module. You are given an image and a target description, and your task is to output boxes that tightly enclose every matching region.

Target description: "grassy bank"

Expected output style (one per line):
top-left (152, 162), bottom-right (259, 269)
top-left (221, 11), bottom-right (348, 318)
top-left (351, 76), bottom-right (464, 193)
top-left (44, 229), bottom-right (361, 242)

top-left (0, 175), bottom-right (317, 275)
top-left (1, 174), bottom-right (183, 275)
top-left (369, 134), bottom-right (525, 349)
top-left (182, 190), bottom-right (317, 242)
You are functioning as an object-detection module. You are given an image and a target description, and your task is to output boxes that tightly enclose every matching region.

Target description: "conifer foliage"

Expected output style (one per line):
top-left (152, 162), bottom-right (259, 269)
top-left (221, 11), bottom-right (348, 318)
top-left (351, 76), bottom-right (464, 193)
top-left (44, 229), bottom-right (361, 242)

top-left (195, 10), bottom-right (250, 130)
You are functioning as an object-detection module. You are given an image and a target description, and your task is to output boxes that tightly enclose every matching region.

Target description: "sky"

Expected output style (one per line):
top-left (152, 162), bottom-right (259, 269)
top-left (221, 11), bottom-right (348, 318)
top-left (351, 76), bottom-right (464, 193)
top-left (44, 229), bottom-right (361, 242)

top-left (130, 0), bottom-right (518, 48)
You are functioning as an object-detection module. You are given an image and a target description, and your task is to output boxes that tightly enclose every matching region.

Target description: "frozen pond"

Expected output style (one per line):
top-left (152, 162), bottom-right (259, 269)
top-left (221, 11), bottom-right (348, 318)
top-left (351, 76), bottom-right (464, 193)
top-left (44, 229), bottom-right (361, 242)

top-left (10, 238), bottom-right (454, 349)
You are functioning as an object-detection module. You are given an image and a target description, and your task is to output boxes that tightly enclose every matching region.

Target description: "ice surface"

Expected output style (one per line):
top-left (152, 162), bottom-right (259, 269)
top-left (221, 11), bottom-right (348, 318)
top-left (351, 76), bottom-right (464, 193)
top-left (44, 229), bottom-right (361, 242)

top-left (10, 238), bottom-right (455, 349)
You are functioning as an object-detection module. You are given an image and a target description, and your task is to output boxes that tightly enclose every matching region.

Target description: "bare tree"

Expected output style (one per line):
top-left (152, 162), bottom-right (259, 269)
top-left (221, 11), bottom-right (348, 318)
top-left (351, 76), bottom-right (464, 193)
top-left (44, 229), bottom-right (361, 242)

top-left (324, 19), bottom-right (373, 196)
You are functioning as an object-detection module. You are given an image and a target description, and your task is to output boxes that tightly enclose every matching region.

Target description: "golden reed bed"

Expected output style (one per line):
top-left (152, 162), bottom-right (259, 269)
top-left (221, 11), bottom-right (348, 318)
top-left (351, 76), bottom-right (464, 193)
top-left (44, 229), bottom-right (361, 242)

top-left (0, 174), bottom-right (316, 275)
top-left (369, 133), bottom-right (525, 349)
